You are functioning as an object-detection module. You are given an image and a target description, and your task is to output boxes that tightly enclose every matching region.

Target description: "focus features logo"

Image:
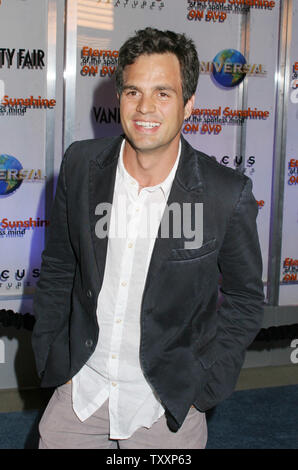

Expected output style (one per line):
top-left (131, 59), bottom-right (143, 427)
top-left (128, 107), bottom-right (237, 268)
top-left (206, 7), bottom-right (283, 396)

top-left (0, 267), bottom-right (40, 293)
top-left (97, 0), bottom-right (165, 9)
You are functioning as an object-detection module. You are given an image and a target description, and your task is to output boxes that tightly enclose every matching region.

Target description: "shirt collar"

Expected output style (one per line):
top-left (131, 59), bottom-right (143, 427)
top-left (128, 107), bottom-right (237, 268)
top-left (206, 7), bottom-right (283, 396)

top-left (118, 138), bottom-right (181, 200)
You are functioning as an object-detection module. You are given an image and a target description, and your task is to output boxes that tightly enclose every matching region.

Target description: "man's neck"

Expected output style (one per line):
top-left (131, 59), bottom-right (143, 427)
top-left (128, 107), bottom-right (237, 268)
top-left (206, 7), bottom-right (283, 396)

top-left (122, 138), bottom-right (180, 188)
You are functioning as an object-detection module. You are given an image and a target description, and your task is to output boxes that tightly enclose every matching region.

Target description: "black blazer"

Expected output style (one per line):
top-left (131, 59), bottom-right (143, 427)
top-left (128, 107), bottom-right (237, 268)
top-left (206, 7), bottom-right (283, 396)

top-left (32, 135), bottom-right (264, 431)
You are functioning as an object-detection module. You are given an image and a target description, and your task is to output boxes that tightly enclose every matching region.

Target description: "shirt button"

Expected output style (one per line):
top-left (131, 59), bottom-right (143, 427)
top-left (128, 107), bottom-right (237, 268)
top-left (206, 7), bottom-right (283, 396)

top-left (111, 354), bottom-right (117, 359)
top-left (128, 242), bottom-right (133, 248)
top-left (121, 281), bottom-right (127, 287)
top-left (116, 319), bottom-right (122, 323)
top-left (111, 382), bottom-right (117, 387)
top-left (85, 339), bottom-right (93, 348)
top-left (86, 289), bottom-right (92, 298)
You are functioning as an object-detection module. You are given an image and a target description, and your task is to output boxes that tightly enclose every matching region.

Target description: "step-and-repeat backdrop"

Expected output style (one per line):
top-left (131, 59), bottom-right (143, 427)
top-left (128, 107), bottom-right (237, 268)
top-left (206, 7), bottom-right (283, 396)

top-left (0, 0), bottom-right (64, 387)
top-left (0, 0), bottom-right (297, 387)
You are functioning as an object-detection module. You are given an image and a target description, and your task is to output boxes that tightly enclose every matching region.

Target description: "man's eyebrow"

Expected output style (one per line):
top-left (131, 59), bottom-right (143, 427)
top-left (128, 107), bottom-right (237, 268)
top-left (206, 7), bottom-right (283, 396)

top-left (122, 84), bottom-right (177, 93)
top-left (122, 85), bottom-right (139, 91)
top-left (155, 85), bottom-right (177, 93)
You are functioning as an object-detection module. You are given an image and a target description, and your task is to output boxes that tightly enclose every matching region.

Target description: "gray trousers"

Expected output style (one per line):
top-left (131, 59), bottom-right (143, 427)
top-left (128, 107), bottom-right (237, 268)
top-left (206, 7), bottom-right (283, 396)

top-left (38, 383), bottom-right (207, 449)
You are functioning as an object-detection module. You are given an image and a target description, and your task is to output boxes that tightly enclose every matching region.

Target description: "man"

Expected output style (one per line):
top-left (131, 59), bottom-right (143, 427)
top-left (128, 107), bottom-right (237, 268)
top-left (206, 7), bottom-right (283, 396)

top-left (32, 28), bottom-right (264, 449)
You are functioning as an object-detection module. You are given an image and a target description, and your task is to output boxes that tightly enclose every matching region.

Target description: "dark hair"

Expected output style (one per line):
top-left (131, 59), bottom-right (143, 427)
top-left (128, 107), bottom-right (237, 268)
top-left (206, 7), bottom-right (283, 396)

top-left (115, 27), bottom-right (200, 105)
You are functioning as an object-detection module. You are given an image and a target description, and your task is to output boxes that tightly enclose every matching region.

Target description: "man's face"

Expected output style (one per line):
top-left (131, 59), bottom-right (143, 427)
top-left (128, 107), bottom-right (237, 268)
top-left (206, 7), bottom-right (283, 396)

top-left (119, 53), bottom-right (194, 155)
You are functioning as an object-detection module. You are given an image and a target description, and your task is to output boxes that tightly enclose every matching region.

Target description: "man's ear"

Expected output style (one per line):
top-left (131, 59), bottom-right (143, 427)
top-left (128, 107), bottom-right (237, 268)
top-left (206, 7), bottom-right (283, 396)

top-left (184, 94), bottom-right (195, 120)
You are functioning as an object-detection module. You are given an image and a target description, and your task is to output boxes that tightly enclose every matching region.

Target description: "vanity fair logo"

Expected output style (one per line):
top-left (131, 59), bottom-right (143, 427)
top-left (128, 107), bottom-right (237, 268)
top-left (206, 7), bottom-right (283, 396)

top-left (95, 197), bottom-right (204, 249)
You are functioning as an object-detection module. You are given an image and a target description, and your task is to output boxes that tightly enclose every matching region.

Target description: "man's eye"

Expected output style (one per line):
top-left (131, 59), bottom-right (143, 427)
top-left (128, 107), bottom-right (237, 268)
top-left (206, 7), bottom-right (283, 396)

top-left (126, 90), bottom-right (138, 96)
top-left (158, 92), bottom-right (169, 98)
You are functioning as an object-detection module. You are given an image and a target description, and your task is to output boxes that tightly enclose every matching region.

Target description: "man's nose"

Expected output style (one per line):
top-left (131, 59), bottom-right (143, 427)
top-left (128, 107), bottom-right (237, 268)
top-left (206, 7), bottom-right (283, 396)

top-left (136, 94), bottom-right (156, 114)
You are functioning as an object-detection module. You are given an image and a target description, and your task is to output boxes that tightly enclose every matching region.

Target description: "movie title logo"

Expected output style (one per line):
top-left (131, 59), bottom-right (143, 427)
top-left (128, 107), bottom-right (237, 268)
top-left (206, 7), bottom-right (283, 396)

top-left (0, 95), bottom-right (56, 116)
top-left (256, 199), bottom-right (265, 209)
top-left (183, 106), bottom-right (269, 135)
top-left (187, 0), bottom-right (275, 21)
top-left (80, 47), bottom-right (118, 77)
top-left (0, 48), bottom-right (45, 69)
top-left (287, 159), bottom-right (298, 185)
top-left (0, 267), bottom-right (40, 292)
top-left (97, 0), bottom-right (165, 9)
top-left (187, 0), bottom-right (230, 22)
top-left (0, 217), bottom-right (49, 238)
top-left (291, 62), bottom-right (298, 104)
top-left (282, 258), bottom-right (298, 284)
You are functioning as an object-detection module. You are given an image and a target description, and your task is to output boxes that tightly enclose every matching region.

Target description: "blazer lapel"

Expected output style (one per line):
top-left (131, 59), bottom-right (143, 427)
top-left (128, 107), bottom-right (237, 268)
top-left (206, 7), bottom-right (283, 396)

top-left (89, 136), bottom-right (123, 289)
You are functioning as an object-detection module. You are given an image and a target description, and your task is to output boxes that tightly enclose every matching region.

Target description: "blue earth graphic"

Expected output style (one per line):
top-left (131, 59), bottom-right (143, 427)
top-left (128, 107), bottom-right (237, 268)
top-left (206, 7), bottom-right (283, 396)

top-left (212, 49), bottom-right (247, 88)
top-left (0, 154), bottom-right (23, 196)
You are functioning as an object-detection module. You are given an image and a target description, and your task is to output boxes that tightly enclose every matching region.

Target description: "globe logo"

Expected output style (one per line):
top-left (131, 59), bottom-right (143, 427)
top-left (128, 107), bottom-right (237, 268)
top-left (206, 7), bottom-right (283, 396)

top-left (212, 49), bottom-right (247, 88)
top-left (0, 154), bottom-right (23, 196)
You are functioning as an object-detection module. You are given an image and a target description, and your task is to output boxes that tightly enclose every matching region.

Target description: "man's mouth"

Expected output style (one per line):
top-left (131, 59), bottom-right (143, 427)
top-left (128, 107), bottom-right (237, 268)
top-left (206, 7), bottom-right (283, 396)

top-left (135, 121), bottom-right (161, 129)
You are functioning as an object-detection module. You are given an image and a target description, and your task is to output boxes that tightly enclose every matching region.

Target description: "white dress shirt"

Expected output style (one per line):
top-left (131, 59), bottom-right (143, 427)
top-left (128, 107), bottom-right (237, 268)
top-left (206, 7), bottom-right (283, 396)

top-left (72, 139), bottom-right (181, 439)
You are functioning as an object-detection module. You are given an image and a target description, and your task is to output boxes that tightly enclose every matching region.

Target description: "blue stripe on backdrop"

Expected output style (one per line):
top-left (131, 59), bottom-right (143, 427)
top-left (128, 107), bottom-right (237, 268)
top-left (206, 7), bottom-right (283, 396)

top-left (0, 385), bottom-right (297, 449)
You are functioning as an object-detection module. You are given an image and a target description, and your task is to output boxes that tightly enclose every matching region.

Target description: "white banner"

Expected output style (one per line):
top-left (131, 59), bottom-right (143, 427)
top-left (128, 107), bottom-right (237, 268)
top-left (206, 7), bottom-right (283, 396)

top-left (0, 0), bottom-right (49, 296)
top-left (279, 1), bottom-right (298, 306)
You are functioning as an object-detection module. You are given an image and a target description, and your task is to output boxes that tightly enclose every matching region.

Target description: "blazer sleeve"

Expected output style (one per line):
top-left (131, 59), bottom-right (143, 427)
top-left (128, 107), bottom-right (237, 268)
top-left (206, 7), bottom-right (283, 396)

top-left (32, 144), bottom-right (77, 378)
top-left (196, 177), bottom-right (264, 411)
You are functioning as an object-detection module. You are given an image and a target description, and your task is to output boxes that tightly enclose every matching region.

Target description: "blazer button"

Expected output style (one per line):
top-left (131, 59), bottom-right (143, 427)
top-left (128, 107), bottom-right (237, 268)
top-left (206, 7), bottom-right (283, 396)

top-left (86, 289), bottom-right (92, 298)
top-left (85, 339), bottom-right (93, 348)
